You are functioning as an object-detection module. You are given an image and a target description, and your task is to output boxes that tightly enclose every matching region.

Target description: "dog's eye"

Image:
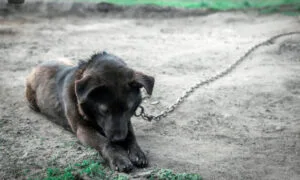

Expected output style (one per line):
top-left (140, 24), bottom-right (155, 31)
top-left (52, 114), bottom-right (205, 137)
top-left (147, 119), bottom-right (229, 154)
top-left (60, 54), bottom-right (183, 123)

top-left (98, 104), bottom-right (109, 115)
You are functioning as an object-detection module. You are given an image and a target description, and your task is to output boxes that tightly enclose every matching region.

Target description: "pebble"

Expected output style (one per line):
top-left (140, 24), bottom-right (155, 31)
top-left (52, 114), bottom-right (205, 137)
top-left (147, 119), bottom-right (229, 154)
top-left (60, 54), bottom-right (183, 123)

top-left (275, 126), bottom-right (284, 131)
top-left (150, 101), bottom-right (160, 105)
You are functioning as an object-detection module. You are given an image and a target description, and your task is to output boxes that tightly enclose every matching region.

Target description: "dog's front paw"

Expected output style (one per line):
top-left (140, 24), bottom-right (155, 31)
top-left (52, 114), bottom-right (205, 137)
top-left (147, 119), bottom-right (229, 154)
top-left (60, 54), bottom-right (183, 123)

top-left (104, 145), bottom-right (134, 172)
top-left (128, 144), bottom-right (148, 168)
top-left (109, 154), bottom-right (133, 172)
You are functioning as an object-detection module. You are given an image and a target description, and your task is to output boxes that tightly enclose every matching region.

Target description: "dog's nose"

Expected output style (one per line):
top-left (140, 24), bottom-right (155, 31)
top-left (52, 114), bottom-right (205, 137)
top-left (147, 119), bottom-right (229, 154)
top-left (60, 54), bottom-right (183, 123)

top-left (110, 133), bottom-right (127, 142)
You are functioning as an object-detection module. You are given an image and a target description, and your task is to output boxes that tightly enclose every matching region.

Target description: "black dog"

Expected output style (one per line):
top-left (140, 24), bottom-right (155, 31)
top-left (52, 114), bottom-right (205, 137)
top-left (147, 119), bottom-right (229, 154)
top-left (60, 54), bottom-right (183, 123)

top-left (25, 52), bottom-right (155, 172)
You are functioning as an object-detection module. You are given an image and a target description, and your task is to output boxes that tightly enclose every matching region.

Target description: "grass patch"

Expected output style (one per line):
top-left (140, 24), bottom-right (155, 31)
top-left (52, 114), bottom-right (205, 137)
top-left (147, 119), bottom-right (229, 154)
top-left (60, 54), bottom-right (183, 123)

top-left (150, 169), bottom-right (202, 180)
top-left (69, 0), bottom-right (300, 10)
top-left (28, 159), bottom-right (122, 180)
top-left (27, 159), bottom-right (202, 180)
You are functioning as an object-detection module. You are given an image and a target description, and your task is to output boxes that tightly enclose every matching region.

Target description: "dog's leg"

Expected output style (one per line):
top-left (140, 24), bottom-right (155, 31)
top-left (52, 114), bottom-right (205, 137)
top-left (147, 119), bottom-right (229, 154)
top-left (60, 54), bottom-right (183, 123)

top-left (76, 122), bottom-right (134, 172)
top-left (125, 121), bottom-right (148, 167)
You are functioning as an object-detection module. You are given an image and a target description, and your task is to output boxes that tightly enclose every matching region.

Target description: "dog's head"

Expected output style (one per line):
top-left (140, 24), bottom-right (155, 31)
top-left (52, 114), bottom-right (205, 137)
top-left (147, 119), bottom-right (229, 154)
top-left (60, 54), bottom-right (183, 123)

top-left (75, 52), bottom-right (154, 142)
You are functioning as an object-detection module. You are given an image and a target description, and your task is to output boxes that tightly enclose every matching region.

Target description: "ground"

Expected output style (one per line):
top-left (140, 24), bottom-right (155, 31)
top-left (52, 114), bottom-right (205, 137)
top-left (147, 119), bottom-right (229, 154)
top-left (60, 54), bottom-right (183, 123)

top-left (1, 1), bottom-right (300, 180)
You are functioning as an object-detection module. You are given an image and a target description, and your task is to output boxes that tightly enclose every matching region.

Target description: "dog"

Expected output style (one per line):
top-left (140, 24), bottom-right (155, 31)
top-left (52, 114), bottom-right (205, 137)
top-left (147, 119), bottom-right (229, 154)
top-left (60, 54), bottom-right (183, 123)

top-left (25, 52), bottom-right (154, 172)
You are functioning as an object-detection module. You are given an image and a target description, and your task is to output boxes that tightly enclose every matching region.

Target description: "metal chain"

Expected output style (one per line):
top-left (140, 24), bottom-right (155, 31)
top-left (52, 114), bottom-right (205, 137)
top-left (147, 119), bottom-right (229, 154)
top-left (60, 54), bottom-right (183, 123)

top-left (134, 31), bottom-right (300, 122)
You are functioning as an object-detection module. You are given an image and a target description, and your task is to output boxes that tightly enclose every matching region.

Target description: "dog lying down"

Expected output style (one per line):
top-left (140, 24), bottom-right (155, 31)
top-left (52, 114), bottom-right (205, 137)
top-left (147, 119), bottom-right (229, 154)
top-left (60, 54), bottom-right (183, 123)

top-left (25, 52), bottom-right (155, 172)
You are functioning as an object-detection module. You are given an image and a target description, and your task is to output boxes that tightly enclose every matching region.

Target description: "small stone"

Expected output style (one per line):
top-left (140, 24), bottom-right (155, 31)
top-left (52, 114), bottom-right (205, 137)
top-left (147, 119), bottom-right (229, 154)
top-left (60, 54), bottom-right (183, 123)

top-left (275, 126), bottom-right (284, 131)
top-left (150, 101), bottom-right (160, 105)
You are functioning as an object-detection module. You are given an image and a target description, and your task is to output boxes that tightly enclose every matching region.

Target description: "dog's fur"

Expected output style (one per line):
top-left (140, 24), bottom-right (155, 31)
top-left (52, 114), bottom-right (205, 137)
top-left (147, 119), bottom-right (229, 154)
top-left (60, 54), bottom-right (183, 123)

top-left (25, 52), bottom-right (154, 172)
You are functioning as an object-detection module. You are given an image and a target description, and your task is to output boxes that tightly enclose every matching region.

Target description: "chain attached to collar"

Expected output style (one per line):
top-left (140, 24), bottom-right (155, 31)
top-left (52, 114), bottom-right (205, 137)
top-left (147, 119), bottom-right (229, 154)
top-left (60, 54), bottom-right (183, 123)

top-left (134, 32), bottom-right (300, 122)
top-left (134, 106), bottom-right (155, 121)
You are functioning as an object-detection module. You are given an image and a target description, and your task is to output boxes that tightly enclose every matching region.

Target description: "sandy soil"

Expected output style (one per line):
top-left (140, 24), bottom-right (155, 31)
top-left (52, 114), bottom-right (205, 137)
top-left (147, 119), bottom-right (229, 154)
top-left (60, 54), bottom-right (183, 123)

top-left (1, 2), bottom-right (300, 180)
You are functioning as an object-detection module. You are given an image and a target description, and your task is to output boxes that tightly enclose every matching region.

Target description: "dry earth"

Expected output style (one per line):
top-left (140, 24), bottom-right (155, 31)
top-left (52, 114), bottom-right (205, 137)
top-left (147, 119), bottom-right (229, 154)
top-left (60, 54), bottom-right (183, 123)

top-left (1, 1), bottom-right (300, 180)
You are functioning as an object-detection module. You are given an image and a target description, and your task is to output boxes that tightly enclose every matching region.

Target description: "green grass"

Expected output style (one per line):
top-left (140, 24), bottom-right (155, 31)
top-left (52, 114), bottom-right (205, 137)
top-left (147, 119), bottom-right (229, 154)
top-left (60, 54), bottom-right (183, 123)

top-left (151, 169), bottom-right (202, 180)
top-left (27, 159), bottom-right (202, 180)
top-left (28, 159), bottom-right (125, 180)
top-left (69, 0), bottom-right (300, 10)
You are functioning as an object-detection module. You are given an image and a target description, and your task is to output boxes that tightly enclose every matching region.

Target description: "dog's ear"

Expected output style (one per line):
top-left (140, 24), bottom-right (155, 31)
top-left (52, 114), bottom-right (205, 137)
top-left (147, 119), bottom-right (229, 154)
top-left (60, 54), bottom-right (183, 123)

top-left (75, 76), bottom-right (101, 103)
top-left (132, 72), bottom-right (155, 95)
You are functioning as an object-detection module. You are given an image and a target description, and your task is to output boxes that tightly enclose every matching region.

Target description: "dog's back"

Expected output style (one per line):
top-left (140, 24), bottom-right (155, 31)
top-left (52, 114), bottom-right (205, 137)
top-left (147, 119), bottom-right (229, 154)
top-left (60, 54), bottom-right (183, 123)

top-left (25, 60), bottom-right (75, 127)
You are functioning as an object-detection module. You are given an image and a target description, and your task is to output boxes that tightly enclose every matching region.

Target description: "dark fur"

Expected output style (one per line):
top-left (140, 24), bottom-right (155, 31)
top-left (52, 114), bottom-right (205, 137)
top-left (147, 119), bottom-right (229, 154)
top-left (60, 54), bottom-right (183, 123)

top-left (25, 52), bottom-right (154, 172)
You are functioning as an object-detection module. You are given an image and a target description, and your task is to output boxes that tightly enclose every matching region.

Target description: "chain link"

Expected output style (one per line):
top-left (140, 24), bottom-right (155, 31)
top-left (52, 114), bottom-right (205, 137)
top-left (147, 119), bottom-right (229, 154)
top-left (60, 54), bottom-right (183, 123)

top-left (135, 32), bottom-right (300, 122)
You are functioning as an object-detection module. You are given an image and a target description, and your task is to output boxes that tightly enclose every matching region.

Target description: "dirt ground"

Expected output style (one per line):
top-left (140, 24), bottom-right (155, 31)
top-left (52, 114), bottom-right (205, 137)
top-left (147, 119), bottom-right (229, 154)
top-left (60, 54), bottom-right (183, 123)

top-left (1, 1), bottom-right (300, 180)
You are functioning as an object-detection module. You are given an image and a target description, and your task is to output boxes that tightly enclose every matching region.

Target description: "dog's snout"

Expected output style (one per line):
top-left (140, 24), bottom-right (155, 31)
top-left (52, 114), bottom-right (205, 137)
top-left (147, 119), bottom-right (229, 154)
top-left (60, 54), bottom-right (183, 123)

top-left (108, 131), bottom-right (128, 142)
top-left (110, 134), bottom-right (125, 142)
